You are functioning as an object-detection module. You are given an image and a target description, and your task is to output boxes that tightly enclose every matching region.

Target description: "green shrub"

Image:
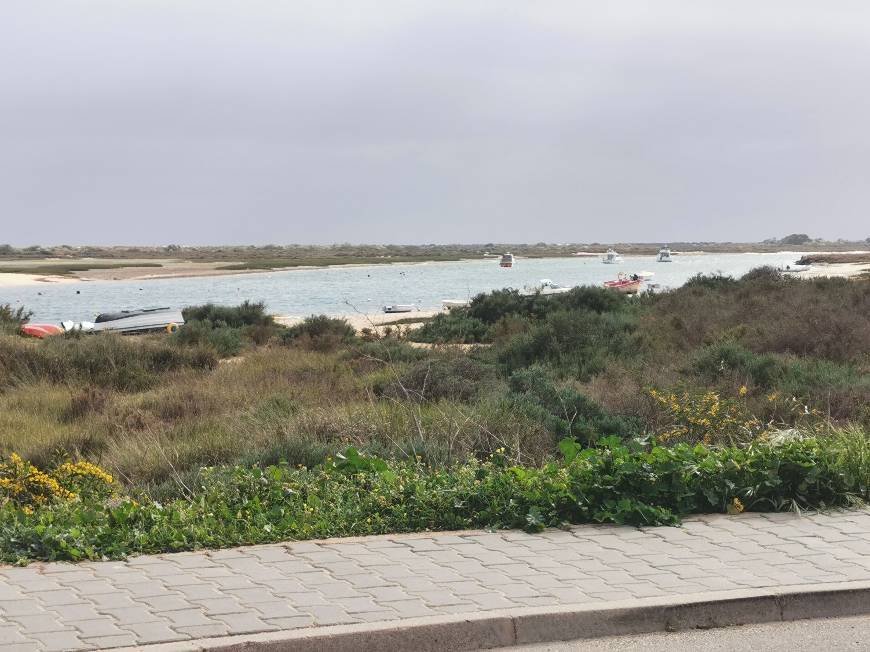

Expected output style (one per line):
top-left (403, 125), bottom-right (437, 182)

top-left (182, 301), bottom-right (273, 328)
top-left (508, 366), bottom-right (643, 443)
top-left (499, 309), bottom-right (637, 379)
top-left (411, 312), bottom-right (489, 344)
top-left (173, 321), bottom-right (244, 357)
top-left (281, 315), bottom-right (355, 351)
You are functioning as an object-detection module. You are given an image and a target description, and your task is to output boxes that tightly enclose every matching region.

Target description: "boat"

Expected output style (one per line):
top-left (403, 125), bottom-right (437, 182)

top-left (602, 248), bottom-right (622, 264)
top-left (636, 271), bottom-right (656, 280)
top-left (383, 304), bottom-right (416, 314)
top-left (20, 323), bottom-right (64, 338)
top-left (441, 299), bottom-right (470, 309)
top-left (499, 253), bottom-right (514, 268)
top-left (778, 264), bottom-right (811, 274)
top-left (657, 246), bottom-right (673, 262)
top-left (90, 307), bottom-right (184, 334)
top-left (604, 273), bottom-right (643, 294)
top-left (522, 279), bottom-right (572, 295)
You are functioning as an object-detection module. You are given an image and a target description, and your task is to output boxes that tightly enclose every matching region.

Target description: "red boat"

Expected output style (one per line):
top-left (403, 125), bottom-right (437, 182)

top-left (604, 273), bottom-right (643, 294)
top-left (20, 323), bottom-right (64, 338)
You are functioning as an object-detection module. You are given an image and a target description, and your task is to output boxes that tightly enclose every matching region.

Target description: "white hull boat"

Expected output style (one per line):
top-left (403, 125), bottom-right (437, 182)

top-left (383, 304), bottom-right (416, 314)
top-left (657, 247), bottom-right (673, 262)
top-left (602, 248), bottom-right (622, 264)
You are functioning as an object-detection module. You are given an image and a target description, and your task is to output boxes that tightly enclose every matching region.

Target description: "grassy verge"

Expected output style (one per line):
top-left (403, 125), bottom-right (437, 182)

top-left (1, 432), bottom-right (866, 563)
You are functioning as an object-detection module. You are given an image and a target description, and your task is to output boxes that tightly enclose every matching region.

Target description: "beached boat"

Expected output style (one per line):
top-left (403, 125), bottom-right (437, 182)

top-left (383, 304), bottom-right (416, 314)
top-left (602, 248), bottom-right (622, 264)
top-left (657, 246), bottom-right (673, 262)
top-left (499, 253), bottom-right (514, 268)
top-left (20, 323), bottom-right (64, 338)
top-left (90, 307), bottom-right (184, 334)
top-left (604, 273), bottom-right (643, 294)
top-left (441, 299), bottom-right (470, 309)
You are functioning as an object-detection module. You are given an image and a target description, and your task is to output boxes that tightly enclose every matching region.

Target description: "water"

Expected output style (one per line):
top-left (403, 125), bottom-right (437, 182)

top-left (2, 252), bottom-right (804, 323)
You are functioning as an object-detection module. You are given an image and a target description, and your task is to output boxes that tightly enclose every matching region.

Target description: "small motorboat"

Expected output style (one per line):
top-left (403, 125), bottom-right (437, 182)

top-left (499, 253), bottom-right (515, 268)
top-left (602, 248), bottom-right (622, 264)
top-left (779, 264), bottom-right (811, 274)
top-left (383, 304), bottom-right (416, 314)
top-left (441, 299), bottom-right (470, 309)
top-left (657, 246), bottom-right (673, 262)
top-left (604, 273), bottom-right (643, 294)
top-left (522, 279), bottom-right (572, 296)
top-left (90, 307), bottom-right (184, 334)
top-left (636, 271), bottom-right (656, 280)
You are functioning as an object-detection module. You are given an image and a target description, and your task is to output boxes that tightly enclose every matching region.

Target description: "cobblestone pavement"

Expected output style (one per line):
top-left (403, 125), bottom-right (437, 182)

top-left (1, 510), bottom-right (869, 651)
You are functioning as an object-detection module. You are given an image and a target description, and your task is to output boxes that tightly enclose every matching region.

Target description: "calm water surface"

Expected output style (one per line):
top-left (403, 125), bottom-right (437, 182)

top-left (3, 252), bottom-right (804, 323)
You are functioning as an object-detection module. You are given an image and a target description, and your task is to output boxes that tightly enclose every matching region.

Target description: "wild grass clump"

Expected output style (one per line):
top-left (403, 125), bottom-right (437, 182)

top-left (412, 312), bottom-right (489, 343)
top-left (0, 334), bottom-right (217, 392)
top-left (281, 315), bottom-right (356, 351)
top-left (0, 304), bottom-right (31, 335)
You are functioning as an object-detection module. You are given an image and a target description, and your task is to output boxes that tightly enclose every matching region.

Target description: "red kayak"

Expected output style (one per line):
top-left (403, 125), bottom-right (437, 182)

top-left (20, 323), bottom-right (64, 338)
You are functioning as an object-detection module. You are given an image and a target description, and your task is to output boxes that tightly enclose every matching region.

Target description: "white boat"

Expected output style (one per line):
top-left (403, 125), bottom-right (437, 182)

top-left (657, 246), bottom-right (673, 262)
top-left (602, 248), bottom-right (622, 264)
top-left (499, 252), bottom-right (514, 268)
top-left (522, 279), bottom-right (572, 295)
top-left (636, 271), bottom-right (656, 280)
top-left (90, 308), bottom-right (185, 334)
top-left (441, 299), bottom-right (470, 309)
top-left (779, 264), bottom-right (811, 274)
top-left (383, 304), bottom-right (416, 314)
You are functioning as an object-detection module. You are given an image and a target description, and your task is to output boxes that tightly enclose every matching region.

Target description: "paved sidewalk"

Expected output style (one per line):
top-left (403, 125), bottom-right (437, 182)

top-left (1, 510), bottom-right (869, 651)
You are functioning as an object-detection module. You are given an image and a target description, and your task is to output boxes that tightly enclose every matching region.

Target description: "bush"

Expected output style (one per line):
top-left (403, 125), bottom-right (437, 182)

top-left (173, 321), bottom-right (244, 357)
top-left (499, 309), bottom-right (637, 379)
top-left (382, 356), bottom-right (496, 402)
top-left (411, 312), bottom-right (489, 344)
top-left (182, 301), bottom-right (273, 328)
top-left (281, 315), bottom-right (356, 351)
top-left (467, 286), bottom-right (626, 326)
top-left (508, 366), bottom-right (643, 443)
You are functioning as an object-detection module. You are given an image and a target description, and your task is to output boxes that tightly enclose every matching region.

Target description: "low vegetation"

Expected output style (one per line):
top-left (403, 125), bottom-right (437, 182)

top-left (1, 267), bottom-right (869, 562)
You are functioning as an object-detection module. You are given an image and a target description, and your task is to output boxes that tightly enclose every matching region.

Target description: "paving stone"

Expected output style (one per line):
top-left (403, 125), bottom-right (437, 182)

top-left (213, 612), bottom-right (278, 633)
top-left (121, 621), bottom-right (186, 643)
top-left (29, 630), bottom-right (88, 651)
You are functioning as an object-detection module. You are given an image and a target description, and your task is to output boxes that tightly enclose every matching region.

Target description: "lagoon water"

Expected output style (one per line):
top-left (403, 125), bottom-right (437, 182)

top-left (4, 252), bottom-right (805, 323)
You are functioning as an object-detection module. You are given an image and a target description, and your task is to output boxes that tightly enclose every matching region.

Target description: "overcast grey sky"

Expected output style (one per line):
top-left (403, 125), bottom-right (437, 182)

top-left (2, 1), bottom-right (869, 245)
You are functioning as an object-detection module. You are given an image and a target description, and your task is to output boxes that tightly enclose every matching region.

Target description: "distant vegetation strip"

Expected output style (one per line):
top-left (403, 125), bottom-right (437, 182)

top-left (216, 255), bottom-right (467, 270)
top-left (796, 253), bottom-right (870, 265)
top-left (0, 262), bottom-right (163, 276)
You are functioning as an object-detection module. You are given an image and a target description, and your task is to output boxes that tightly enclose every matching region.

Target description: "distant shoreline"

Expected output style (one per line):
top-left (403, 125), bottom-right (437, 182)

top-left (1, 248), bottom-right (868, 288)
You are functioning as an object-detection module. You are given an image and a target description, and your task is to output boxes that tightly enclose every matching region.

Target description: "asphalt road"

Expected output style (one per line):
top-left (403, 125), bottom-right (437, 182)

top-left (499, 616), bottom-right (870, 651)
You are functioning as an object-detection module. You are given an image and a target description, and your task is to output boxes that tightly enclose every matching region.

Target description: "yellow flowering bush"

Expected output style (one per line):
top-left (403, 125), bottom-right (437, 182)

top-left (649, 388), bottom-right (762, 445)
top-left (0, 454), bottom-right (114, 510)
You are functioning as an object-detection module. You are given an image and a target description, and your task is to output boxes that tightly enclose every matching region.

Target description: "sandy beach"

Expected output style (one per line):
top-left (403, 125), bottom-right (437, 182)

top-left (276, 310), bottom-right (441, 333)
top-left (0, 273), bottom-right (78, 287)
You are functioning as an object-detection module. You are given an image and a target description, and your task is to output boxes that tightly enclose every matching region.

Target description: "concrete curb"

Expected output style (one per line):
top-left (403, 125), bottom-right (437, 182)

top-left (118, 581), bottom-right (870, 652)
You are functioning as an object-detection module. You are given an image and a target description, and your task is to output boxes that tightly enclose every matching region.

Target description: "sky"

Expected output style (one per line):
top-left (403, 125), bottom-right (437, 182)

top-left (2, 1), bottom-right (869, 246)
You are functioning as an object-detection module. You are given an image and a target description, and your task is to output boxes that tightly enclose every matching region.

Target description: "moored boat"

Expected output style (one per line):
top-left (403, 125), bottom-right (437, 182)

top-left (602, 248), bottom-right (622, 264)
top-left (657, 246), bottom-right (673, 262)
top-left (604, 273), bottom-right (643, 294)
top-left (499, 252), bottom-right (514, 268)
